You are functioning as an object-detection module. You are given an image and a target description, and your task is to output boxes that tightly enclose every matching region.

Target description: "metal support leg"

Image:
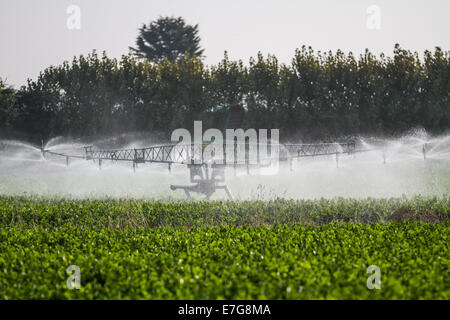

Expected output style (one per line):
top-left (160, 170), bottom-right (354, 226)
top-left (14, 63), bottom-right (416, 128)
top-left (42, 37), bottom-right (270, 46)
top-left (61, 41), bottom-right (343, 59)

top-left (184, 189), bottom-right (192, 200)
top-left (99, 159), bottom-right (102, 170)
top-left (223, 185), bottom-right (233, 200)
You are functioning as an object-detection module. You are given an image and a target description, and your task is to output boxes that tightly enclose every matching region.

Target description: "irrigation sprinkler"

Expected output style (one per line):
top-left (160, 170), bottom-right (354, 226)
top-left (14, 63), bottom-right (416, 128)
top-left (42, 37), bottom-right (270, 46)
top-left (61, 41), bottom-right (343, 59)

top-left (335, 152), bottom-right (339, 168)
top-left (40, 140), bottom-right (46, 159)
top-left (84, 146), bottom-right (94, 161)
top-left (422, 143), bottom-right (427, 160)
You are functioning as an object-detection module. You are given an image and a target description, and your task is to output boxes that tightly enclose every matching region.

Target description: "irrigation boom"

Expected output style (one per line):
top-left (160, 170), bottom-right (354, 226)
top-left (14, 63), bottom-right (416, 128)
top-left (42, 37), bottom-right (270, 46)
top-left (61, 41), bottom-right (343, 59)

top-left (39, 140), bottom-right (430, 200)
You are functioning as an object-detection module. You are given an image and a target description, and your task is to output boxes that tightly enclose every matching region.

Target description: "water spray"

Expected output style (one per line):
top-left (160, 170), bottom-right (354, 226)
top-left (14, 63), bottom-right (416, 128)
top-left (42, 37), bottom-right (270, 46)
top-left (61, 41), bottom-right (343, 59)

top-left (34, 140), bottom-right (360, 199)
top-left (40, 139), bottom-right (46, 159)
top-left (9, 135), bottom-right (445, 200)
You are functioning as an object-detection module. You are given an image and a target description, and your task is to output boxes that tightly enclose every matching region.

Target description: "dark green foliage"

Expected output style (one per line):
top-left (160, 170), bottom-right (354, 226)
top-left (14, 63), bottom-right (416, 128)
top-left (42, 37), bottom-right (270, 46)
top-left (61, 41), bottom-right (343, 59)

top-left (0, 197), bottom-right (448, 299)
top-left (1, 196), bottom-right (448, 229)
top-left (0, 78), bottom-right (17, 131)
top-left (5, 44), bottom-right (450, 142)
top-left (130, 16), bottom-right (204, 63)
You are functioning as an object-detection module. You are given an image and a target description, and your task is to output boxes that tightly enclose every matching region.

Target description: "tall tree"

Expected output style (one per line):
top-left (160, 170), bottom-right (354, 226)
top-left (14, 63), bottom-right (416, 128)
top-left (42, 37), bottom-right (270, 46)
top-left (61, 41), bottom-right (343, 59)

top-left (130, 16), bottom-right (204, 63)
top-left (0, 78), bottom-right (17, 131)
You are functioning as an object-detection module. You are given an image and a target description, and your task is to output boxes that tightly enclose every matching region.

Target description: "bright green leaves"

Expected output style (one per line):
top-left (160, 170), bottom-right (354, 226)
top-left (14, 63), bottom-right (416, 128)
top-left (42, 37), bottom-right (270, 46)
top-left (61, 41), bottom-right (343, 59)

top-left (0, 197), bottom-right (448, 299)
top-left (0, 222), bottom-right (448, 299)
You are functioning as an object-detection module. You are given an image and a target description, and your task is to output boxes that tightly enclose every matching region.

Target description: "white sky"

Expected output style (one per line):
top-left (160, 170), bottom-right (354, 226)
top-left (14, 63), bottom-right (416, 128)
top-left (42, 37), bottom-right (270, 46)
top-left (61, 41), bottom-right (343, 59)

top-left (1, 0), bottom-right (449, 87)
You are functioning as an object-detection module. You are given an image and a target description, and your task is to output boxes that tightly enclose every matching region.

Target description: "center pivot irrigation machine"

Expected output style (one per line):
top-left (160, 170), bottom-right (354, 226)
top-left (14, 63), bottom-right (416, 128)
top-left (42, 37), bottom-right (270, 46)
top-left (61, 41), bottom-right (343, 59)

top-left (38, 137), bottom-right (433, 200)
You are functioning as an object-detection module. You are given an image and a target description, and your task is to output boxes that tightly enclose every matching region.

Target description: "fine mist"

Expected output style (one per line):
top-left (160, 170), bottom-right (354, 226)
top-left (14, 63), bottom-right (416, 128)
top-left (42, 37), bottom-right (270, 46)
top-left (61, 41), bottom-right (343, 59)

top-left (0, 130), bottom-right (449, 200)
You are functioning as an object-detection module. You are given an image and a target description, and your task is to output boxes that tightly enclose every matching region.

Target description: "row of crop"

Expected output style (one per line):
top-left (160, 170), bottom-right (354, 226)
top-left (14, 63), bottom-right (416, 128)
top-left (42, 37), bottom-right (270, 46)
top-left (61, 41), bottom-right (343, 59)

top-left (0, 196), bottom-right (448, 229)
top-left (0, 223), bottom-right (448, 299)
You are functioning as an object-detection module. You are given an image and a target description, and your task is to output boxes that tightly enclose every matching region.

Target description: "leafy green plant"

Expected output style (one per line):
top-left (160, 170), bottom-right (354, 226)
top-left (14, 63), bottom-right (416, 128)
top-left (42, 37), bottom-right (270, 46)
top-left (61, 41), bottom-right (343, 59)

top-left (0, 196), bottom-right (448, 299)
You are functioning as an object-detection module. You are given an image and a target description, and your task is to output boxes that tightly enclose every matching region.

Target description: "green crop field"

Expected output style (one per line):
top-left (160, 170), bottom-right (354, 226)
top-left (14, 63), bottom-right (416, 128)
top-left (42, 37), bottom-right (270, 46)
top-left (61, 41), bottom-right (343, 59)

top-left (0, 196), bottom-right (448, 299)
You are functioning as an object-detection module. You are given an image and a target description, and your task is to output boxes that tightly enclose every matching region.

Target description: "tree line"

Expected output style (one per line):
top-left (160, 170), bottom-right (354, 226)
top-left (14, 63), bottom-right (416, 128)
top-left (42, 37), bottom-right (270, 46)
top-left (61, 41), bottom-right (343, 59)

top-left (1, 44), bottom-right (449, 143)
